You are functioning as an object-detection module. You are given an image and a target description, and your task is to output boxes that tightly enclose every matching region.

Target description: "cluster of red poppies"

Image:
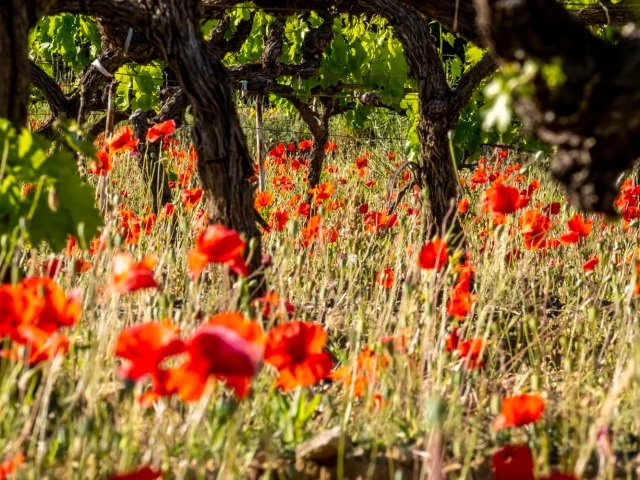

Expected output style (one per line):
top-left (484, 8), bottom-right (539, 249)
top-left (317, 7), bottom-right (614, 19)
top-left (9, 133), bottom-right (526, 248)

top-left (0, 277), bottom-right (80, 365)
top-left (116, 314), bottom-right (333, 406)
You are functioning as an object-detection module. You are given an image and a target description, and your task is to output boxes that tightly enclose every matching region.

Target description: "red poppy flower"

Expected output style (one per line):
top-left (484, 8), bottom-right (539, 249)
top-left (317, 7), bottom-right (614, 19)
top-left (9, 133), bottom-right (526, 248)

top-left (74, 259), bottom-right (91, 273)
top-left (161, 203), bottom-right (175, 217)
top-left (269, 210), bottom-right (289, 232)
top-left (42, 257), bottom-right (63, 278)
top-left (376, 269), bottom-right (395, 288)
top-left (107, 253), bottom-right (158, 294)
top-left (418, 238), bottom-right (448, 270)
top-left (355, 156), bottom-right (368, 170)
top-left (108, 466), bottom-right (162, 480)
top-left (255, 191), bottom-right (274, 212)
top-left (146, 120), bottom-right (176, 143)
top-left (115, 322), bottom-right (184, 381)
top-left (17, 323), bottom-right (70, 365)
top-left (583, 253), bottom-right (599, 272)
top-left (527, 179), bottom-right (540, 196)
top-left (492, 445), bottom-right (534, 480)
top-left (457, 338), bottom-right (486, 369)
top-left (297, 202), bottom-right (311, 217)
top-left (187, 224), bottom-right (249, 277)
top-left (519, 210), bottom-right (552, 250)
top-left (0, 453), bottom-right (25, 479)
top-left (567, 214), bottom-right (593, 237)
top-left (358, 203), bottom-right (369, 215)
top-left (108, 126), bottom-right (139, 153)
top-left (181, 188), bottom-right (203, 211)
top-left (543, 201), bottom-right (562, 215)
top-left (482, 184), bottom-right (527, 215)
top-left (328, 346), bottom-right (388, 398)
top-left (252, 292), bottom-right (295, 317)
top-left (264, 321), bottom-right (333, 390)
top-left (298, 139), bottom-right (313, 151)
top-left (457, 198), bottom-right (469, 213)
top-left (269, 143), bottom-right (285, 157)
top-left (166, 318), bottom-right (264, 400)
top-left (446, 289), bottom-right (477, 318)
top-left (445, 328), bottom-right (459, 352)
top-left (471, 168), bottom-right (487, 185)
top-left (19, 277), bottom-right (81, 333)
top-left (88, 150), bottom-right (112, 176)
top-left (559, 231), bottom-right (580, 246)
top-left (493, 393), bottom-right (545, 430)
top-left (324, 141), bottom-right (338, 152)
top-left (309, 182), bottom-right (334, 204)
top-left (364, 180), bottom-right (377, 188)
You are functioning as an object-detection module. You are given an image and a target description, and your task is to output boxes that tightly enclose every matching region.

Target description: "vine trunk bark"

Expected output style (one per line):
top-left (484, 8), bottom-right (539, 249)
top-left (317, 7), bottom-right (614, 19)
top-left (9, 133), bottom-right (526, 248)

top-left (306, 124), bottom-right (330, 207)
top-left (0, 1), bottom-right (33, 127)
top-left (155, 1), bottom-right (265, 295)
top-left (416, 109), bottom-right (461, 237)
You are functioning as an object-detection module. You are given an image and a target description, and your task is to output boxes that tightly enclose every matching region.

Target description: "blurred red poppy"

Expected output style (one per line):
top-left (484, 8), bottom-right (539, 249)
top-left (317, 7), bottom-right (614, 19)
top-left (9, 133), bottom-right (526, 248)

top-left (492, 445), bottom-right (534, 480)
top-left (89, 150), bottom-right (112, 176)
top-left (181, 188), bottom-right (203, 211)
top-left (161, 203), bottom-right (175, 218)
top-left (188, 224), bottom-right (249, 277)
top-left (583, 253), bottom-right (599, 272)
top-left (297, 202), bottom-right (311, 217)
top-left (146, 119), bottom-right (176, 143)
top-left (543, 201), bottom-right (562, 215)
top-left (418, 238), bottom-right (448, 270)
top-left (355, 156), bottom-right (368, 169)
top-left (299, 139), bottom-right (313, 151)
top-left (329, 346), bottom-right (388, 398)
top-left (457, 338), bottom-right (486, 369)
top-left (252, 291), bottom-right (295, 317)
top-left (457, 198), bottom-right (469, 213)
top-left (107, 253), bottom-right (158, 294)
top-left (309, 182), bottom-right (334, 204)
top-left (108, 126), bottom-right (139, 153)
top-left (115, 322), bottom-right (184, 381)
top-left (0, 453), bottom-right (25, 479)
top-left (324, 141), bottom-right (338, 152)
top-left (445, 328), bottom-right (459, 352)
top-left (166, 318), bottom-right (264, 400)
top-left (567, 214), bottom-right (593, 237)
top-left (482, 184), bottom-right (527, 215)
top-left (255, 191), bottom-right (274, 211)
top-left (108, 466), bottom-right (162, 480)
top-left (19, 277), bottom-right (80, 333)
top-left (446, 289), bottom-right (476, 318)
top-left (264, 321), bottom-right (333, 390)
top-left (519, 210), bottom-right (552, 250)
top-left (42, 257), bottom-right (63, 278)
top-left (493, 393), bottom-right (545, 430)
top-left (269, 210), bottom-right (289, 232)
top-left (376, 269), bottom-right (395, 288)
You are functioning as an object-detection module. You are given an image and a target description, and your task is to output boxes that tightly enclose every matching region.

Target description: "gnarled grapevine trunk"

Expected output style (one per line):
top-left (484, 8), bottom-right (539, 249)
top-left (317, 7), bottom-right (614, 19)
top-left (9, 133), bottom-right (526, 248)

top-left (349, 0), bottom-right (496, 236)
top-left (154, 0), bottom-right (265, 294)
top-left (416, 108), bottom-right (460, 235)
top-left (306, 127), bottom-right (330, 205)
top-left (0, 0), bottom-right (35, 127)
